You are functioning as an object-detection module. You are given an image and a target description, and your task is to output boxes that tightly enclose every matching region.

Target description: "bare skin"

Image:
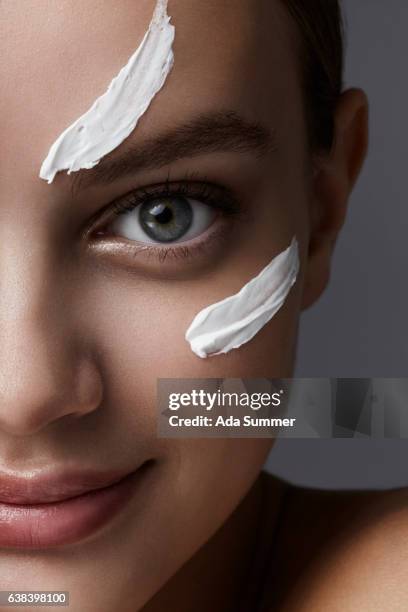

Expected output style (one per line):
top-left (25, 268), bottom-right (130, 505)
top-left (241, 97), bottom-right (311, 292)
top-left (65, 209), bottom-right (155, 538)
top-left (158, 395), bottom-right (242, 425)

top-left (0, 0), bottom-right (406, 610)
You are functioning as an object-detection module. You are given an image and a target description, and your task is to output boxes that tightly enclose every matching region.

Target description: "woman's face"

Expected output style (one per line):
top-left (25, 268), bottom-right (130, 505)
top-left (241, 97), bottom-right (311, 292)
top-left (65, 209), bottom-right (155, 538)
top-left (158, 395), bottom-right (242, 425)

top-left (0, 0), bottom-right (333, 609)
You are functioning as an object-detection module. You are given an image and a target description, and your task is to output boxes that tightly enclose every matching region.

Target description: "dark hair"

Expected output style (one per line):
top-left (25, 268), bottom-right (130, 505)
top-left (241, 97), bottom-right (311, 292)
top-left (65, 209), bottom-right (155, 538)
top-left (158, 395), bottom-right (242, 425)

top-left (283, 0), bottom-right (344, 152)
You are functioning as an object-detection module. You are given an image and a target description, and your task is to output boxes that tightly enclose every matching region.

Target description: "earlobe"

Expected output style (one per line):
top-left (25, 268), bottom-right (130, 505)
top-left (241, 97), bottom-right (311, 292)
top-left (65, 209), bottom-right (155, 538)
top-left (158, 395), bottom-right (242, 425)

top-left (301, 240), bottom-right (332, 310)
top-left (301, 88), bottom-right (369, 311)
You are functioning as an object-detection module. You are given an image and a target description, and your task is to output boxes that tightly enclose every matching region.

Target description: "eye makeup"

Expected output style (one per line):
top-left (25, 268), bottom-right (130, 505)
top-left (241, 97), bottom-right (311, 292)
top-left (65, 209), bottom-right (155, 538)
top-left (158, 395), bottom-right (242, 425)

top-left (40, 0), bottom-right (175, 184)
top-left (185, 237), bottom-right (300, 358)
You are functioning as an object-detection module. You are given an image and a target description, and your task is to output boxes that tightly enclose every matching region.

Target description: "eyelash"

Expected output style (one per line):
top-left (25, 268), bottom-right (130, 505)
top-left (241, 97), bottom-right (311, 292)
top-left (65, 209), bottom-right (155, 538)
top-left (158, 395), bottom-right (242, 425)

top-left (90, 177), bottom-right (243, 263)
top-left (111, 177), bottom-right (240, 217)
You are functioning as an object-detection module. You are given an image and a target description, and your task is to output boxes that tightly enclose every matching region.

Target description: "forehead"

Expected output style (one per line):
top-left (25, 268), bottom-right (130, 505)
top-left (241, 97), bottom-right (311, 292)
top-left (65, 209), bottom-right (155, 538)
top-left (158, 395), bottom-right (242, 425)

top-left (0, 0), bottom-right (298, 178)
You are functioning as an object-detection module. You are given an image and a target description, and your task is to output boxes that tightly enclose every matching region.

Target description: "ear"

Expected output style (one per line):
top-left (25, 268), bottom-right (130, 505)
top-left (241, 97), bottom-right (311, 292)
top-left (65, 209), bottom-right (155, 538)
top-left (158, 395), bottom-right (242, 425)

top-left (301, 88), bottom-right (369, 310)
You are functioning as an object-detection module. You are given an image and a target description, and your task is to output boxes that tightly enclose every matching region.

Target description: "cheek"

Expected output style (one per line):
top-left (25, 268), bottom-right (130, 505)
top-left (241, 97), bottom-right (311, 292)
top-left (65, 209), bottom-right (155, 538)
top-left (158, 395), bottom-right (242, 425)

top-left (79, 263), bottom-right (302, 421)
top-left (165, 438), bottom-right (273, 524)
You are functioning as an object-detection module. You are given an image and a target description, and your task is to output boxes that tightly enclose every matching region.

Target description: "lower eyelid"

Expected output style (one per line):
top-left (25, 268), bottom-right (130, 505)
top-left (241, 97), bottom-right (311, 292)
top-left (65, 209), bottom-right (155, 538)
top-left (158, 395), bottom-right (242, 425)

top-left (86, 214), bottom-right (235, 278)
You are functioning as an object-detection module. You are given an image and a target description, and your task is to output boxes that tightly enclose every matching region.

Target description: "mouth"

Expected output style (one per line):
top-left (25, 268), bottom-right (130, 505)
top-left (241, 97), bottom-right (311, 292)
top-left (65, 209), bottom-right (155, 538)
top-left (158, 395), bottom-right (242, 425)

top-left (0, 460), bottom-right (154, 549)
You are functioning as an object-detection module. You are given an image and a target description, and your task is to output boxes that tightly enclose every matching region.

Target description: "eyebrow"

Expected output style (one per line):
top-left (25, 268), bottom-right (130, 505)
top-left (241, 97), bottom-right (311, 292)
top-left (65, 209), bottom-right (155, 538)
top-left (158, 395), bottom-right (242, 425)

top-left (71, 110), bottom-right (276, 192)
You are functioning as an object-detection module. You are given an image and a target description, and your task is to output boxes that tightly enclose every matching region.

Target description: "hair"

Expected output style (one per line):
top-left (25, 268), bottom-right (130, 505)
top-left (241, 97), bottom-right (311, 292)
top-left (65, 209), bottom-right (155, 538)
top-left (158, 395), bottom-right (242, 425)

top-left (283, 0), bottom-right (344, 152)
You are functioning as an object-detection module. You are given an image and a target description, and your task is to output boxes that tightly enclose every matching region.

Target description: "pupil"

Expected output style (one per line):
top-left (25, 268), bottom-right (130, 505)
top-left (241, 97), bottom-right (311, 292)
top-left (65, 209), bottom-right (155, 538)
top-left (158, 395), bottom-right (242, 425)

top-left (154, 204), bottom-right (173, 225)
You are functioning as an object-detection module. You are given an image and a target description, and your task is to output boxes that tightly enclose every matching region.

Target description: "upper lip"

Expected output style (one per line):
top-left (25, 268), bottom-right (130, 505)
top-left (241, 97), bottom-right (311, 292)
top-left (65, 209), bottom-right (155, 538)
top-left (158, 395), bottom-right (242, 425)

top-left (0, 468), bottom-right (135, 505)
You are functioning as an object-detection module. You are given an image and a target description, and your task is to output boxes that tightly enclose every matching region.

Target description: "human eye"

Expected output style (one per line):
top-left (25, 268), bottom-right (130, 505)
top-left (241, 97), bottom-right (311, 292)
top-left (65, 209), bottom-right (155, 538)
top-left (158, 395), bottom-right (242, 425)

top-left (86, 179), bottom-right (243, 275)
top-left (111, 188), bottom-right (217, 245)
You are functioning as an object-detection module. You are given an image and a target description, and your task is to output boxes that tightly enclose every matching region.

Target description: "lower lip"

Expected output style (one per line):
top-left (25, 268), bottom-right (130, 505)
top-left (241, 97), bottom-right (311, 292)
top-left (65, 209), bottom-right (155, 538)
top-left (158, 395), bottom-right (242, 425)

top-left (0, 466), bottom-right (149, 549)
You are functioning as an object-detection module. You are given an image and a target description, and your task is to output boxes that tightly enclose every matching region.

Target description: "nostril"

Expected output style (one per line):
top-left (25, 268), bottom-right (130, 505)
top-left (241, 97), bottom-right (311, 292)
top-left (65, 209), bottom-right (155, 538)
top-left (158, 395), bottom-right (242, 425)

top-left (75, 359), bottom-right (104, 416)
top-left (0, 357), bottom-right (103, 436)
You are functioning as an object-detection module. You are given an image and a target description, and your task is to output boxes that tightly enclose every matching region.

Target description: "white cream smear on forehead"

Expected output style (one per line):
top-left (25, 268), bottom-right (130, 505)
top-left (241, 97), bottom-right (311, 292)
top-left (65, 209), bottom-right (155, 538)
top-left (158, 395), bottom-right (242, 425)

top-left (39, 0), bottom-right (175, 183)
top-left (185, 237), bottom-right (300, 358)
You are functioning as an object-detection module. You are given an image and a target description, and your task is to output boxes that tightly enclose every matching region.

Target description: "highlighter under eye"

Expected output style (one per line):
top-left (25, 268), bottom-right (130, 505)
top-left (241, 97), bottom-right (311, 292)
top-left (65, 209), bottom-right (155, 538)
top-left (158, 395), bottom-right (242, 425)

top-left (92, 221), bottom-right (231, 263)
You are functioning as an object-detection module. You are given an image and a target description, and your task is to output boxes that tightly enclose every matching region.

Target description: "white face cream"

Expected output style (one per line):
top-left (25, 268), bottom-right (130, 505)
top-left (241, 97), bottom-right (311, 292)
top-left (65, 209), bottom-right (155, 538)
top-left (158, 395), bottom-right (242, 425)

top-left (40, 0), bottom-right (175, 184)
top-left (185, 237), bottom-right (300, 358)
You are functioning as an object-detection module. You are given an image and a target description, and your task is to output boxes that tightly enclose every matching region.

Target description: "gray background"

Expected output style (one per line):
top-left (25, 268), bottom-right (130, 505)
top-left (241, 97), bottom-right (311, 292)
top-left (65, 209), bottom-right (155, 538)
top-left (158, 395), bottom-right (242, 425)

top-left (266, 0), bottom-right (408, 488)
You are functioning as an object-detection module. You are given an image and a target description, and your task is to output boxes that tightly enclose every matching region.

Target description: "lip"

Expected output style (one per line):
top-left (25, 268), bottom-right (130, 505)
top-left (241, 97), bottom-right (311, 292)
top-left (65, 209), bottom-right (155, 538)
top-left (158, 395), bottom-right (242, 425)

top-left (0, 462), bottom-right (152, 549)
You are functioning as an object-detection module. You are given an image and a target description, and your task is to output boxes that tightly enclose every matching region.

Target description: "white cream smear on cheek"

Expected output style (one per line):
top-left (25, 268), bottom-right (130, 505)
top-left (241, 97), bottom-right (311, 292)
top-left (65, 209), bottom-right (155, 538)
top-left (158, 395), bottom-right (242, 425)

top-left (185, 237), bottom-right (300, 358)
top-left (39, 0), bottom-right (175, 183)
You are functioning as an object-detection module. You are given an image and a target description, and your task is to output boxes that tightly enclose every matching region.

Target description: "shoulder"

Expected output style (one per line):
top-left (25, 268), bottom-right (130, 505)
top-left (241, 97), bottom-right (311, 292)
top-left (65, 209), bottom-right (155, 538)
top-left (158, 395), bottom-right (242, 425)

top-left (263, 474), bottom-right (408, 611)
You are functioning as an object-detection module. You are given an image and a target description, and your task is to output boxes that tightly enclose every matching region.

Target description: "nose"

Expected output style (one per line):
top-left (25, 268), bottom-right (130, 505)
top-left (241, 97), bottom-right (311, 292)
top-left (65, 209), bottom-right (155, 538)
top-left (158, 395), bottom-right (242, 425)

top-left (0, 241), bottom-right (102, 437)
